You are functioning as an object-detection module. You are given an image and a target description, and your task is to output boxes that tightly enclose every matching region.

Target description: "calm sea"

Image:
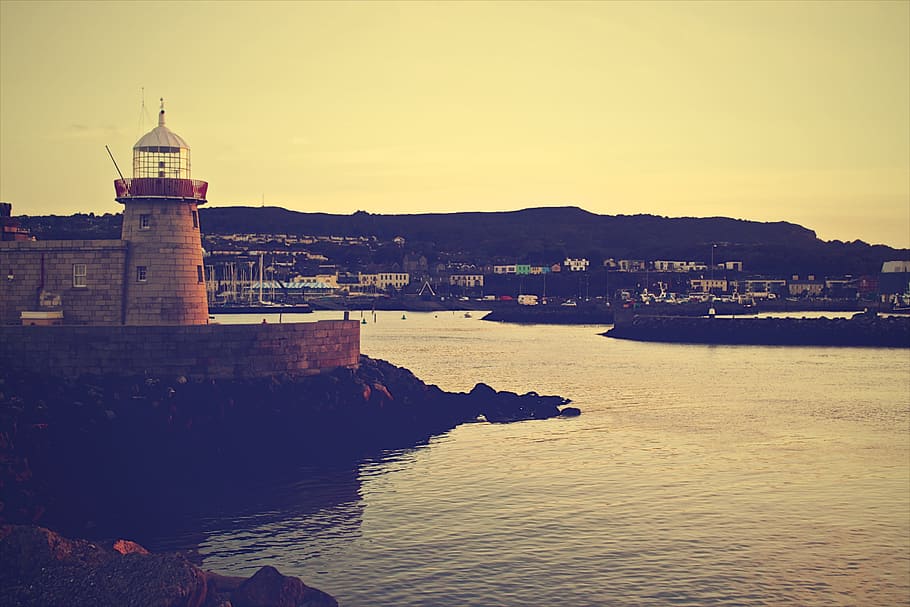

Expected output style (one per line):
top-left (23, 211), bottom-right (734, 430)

top-left (156, 311), bottom-right (909, 606)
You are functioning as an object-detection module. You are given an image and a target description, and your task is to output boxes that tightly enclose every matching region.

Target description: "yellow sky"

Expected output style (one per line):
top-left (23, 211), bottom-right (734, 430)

top-left (1, 0), bottom-right (908, 247)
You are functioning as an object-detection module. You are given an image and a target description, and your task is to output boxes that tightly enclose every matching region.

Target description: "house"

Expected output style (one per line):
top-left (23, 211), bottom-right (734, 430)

top-left (563, 258), bottom-right (589, 272)
top-left (689, 278), bottom-right (728, 293)
top-left (618, 259), bottom-right (646, 272)
top-left (358, 272), bottom-right (410, 292)
top-left (788, 275), bottom-right (824, 297)
top-left (450, 274), bottom-right (484, 288)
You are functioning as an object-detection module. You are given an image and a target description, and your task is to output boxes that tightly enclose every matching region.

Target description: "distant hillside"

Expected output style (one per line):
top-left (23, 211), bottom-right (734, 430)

top-left (198, 205), bottom-right (904, 276)
top-left (15, 206), bottom-right (907, 277)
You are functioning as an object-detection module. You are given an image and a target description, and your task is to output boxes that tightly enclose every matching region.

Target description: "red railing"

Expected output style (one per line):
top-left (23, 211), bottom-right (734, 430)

top-left (114, 178), bottom-right (208, 202)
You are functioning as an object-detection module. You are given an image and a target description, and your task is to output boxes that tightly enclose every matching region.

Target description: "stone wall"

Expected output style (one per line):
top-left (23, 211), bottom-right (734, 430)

top-left (0, 240), bottom-right (128, 325)
top-left (0, 320), bottom-right (360, 378)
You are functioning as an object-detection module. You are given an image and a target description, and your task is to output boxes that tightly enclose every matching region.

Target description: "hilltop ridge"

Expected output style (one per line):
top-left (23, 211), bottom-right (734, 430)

top-left (15, 205), bottom-right (907, 276)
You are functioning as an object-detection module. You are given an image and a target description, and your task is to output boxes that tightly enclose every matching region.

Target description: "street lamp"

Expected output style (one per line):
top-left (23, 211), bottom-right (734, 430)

top-left (710, 243), bottom-right (717, 283)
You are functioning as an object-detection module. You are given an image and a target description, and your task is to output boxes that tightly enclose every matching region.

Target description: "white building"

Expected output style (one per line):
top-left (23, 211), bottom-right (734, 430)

top-left (358, 272), bottom-right (410, 291)
top-left (563, 258), bottom-right (589, 272)
top-left (450, 274), bottom-right (484, 288)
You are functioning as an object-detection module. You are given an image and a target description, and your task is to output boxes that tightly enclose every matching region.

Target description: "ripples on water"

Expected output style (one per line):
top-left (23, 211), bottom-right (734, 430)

top-left (161, 311), bottom-right (909, 606)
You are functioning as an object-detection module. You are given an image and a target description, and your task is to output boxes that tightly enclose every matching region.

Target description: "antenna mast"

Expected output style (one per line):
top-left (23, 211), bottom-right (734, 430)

top-left (137, 87), bottom-right (152, 137)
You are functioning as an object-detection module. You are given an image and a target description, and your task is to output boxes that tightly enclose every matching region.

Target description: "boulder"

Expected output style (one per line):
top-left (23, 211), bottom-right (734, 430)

top-left (231, 565), bottom-right (338, 607)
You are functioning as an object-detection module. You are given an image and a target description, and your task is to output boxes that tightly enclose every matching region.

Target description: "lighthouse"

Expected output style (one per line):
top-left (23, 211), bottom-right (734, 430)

top-left (115, 100), bottom-right (209, 324)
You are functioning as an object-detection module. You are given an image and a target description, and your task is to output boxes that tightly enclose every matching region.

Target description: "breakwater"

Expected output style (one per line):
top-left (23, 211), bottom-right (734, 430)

top-left (0, 355), bottom-right (573, 531)
top-left (483, 304), bottom-right (614, 324)
top-left (605, 312), bottom-right (910, 347)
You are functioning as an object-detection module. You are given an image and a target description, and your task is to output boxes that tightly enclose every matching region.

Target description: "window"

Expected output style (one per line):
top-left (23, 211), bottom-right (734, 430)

top-left (139, 214), bottom-right (151, 230)
top-left (192, 210), bottom-right (199, 228)
top-left (136, 266), bottom-right (148, 282)
top-left (197, 265), bottom-right (204, 283)
top-left (73, 263), bottom-right (87, 288)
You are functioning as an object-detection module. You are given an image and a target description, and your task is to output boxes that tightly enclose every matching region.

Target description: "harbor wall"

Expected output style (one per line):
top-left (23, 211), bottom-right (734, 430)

top-left (0, 320), bottom-right (360, 378)
top-left (605, 313), bottom-right (910, 347)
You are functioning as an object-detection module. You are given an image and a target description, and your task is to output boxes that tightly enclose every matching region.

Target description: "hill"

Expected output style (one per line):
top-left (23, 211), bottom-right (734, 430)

top-left (16, 206), bottom-right (907, 276)
top-left (197, 205), bottom-right (903, 276)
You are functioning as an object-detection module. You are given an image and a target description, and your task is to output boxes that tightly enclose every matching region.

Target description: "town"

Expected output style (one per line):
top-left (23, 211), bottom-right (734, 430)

top-left (200, 229), bottom-right (910, 310)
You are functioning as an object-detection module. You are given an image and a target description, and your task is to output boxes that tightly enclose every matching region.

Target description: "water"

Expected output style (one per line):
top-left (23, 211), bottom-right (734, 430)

top-left (169, 311), bottom-right (909, 605)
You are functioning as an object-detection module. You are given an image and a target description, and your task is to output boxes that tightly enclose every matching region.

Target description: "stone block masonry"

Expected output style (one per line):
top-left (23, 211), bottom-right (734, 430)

top-left (0, 320), bottom-right (360, 379)
top-left (0, 240), bottom-right (128, 325)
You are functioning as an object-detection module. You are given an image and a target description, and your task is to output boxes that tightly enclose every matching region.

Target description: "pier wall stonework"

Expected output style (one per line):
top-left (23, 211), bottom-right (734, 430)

top-left (0, 320), bottom-right (360, 379)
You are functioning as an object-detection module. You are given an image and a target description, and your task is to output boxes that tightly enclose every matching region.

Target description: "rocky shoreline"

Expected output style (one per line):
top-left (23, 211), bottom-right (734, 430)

top-left (605, 311), bottom-right (910, 347)
top-left (1, 524), bottom-right (337, 606)
top-left (0, 356), bottom-right (576, 604)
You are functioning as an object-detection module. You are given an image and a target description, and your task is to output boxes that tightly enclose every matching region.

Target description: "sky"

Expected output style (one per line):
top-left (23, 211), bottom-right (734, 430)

top-left (1, 1), bottom-right (908, 248)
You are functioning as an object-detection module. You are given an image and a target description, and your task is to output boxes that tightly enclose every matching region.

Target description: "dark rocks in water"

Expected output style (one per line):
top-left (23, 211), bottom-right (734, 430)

top-left (559, 407), bottom-right (582, 417)
top-left (0, 525), bottom-right (337, 607)
top-left (466, 383), bottom-right (571, 423)
top-left (605, 312), bottom-right (910, 347)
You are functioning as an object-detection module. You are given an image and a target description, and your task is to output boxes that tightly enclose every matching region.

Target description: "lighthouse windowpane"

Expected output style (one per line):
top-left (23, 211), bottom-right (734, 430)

top-left (136, 266), bottom-right (148, 282)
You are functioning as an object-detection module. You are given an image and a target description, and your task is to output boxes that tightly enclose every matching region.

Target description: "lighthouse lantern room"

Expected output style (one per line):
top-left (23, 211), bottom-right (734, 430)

top-left (133, 99), bottom-right (191, 179)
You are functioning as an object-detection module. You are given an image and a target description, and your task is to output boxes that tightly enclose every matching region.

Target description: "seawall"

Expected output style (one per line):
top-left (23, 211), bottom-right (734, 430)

top-left (0, 320), bottom-right (360, 378)
top-left (482, 304), bottom-right (614, 324)
top-left (605, 313), bottom-right (910, 347)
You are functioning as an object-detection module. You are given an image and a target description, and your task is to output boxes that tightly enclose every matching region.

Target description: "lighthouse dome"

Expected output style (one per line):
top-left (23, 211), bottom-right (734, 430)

top-left (134, 120), bottom-right (189, 150)
top-left (132, 99), bottom-right (191, 179)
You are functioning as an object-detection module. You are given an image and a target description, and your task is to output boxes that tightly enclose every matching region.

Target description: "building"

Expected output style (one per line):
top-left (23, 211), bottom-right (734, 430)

top-left (1, 102), bottom-right (208, 326)
top-left (788, 275), bottom-right (825, 297)
top-left (1, 203), bottom-right (33, 241)
top-left (689, 278), bottom-right (728, 293)
top-left (737, 279), bottom-right (787, 297)
top-left (563, 258), bottom-right (589, 272)
top-left (358, 272), bottom-right (410, 292)
top-left (0, 101), bottom-right (359, 378)
top-left (450, 274), bottom-right (484, 288)
top-left (617, 259), bottom-right (646, 272)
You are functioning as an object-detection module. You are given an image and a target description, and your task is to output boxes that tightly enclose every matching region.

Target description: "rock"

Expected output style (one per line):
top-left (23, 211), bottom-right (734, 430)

top-left (232, 565), bottom-right (338, 607)
top-left (0, 526), bottom-right (338, 607)
top-left (559, 407), bottom-right (582, 417)
top-left (88, 552), bottom-right (208, 607)
top-left (0, 525), bottom-right (207, 607)
top-left (469, 382), bottom-right (497, 399)
top-left (113, 538), bottom-right (150, 555)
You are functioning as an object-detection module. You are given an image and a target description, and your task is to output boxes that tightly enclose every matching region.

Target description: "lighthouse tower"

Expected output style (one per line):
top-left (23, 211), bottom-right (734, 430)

top-left (115, 100), bottom-right (209, 324)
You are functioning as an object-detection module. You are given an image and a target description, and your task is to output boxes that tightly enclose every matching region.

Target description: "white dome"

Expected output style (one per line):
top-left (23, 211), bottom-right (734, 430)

top-left (134, 105), bottom-right (189, 151)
